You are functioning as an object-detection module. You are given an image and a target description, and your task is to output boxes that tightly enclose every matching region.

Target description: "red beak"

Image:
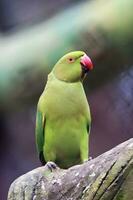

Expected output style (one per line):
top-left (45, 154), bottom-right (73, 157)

top-left (80, 54), bottom-right (93, 70)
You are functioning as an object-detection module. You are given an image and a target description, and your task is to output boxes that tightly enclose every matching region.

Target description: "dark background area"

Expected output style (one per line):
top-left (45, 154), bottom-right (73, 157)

top-left (0, 0), bottom-right (133, 199)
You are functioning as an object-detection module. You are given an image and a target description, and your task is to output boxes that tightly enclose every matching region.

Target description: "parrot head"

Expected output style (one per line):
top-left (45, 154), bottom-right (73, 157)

top-left (53, 51), bottom-right (93, 82)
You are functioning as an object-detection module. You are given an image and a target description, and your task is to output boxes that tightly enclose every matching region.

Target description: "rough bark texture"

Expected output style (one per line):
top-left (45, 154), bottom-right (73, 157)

top-left (8, 138), bottom-right (133, 200)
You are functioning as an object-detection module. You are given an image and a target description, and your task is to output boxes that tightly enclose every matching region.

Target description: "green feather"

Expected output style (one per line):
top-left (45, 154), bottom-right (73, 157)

top-left (35, 110), bottom-right (45, 154)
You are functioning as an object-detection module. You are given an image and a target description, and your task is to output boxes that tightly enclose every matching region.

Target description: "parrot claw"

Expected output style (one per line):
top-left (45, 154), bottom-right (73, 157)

top-left (46, 161), bottom-right (57, 172)
top-left (88, 156), bottom-right (92, 161)
top-left (83, 157), bottom-right (93, 164)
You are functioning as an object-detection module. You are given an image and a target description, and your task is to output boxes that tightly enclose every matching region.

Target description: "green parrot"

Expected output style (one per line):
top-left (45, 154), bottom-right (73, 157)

top-left (35, 51), bottom-right (93, 169)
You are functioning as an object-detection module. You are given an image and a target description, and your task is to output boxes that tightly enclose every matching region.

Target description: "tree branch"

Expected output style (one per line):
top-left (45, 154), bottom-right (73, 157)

top-left (8, 138), bottom-right (133, 200)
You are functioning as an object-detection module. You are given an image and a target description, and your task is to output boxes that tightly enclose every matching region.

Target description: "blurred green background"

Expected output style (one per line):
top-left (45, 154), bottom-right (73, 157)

top-left (0, 0), bottom-right (133, 199)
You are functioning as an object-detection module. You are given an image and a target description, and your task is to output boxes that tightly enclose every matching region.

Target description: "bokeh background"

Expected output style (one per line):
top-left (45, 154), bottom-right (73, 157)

top-left (0, 0), bottom-right (133, 199)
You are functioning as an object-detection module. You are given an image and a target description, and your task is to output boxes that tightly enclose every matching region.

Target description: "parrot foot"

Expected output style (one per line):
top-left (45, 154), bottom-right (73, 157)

top-left (83, 157), bottom-right (93, 164)
top-left (46, 161), bottom-right (57, 172)
top-left (88, 156), bottom-right (93, 161)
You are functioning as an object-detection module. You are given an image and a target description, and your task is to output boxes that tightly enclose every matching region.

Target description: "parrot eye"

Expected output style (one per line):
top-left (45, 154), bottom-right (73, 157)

top-left (68, 57), bottom-right (75, 63)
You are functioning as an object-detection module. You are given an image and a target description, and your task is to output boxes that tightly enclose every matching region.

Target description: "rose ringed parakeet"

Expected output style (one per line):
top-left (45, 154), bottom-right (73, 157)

top-left (35, 51), bottom-right (93, 169)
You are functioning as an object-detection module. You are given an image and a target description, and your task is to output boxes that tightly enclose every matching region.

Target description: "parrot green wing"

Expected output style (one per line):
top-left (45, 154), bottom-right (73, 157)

top-left (35, 108), bottom-right (46, 165)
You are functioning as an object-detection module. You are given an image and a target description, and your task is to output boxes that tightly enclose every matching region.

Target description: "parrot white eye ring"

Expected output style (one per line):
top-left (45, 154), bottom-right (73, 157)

top-left (68, 57), bottom-right (75, 63)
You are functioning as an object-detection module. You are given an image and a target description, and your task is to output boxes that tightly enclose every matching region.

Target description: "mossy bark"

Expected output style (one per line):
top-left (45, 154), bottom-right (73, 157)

top-left (8, 138), bottom-right (133, 200)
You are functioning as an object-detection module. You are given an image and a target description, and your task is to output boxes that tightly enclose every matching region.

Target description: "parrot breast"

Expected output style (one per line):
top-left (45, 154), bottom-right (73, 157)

top-left (40, 73), bottom-right (90, 168)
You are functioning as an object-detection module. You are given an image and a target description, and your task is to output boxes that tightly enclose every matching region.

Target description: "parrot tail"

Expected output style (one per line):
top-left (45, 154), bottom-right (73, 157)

top-left (39, 151), bottom-right (46, 166)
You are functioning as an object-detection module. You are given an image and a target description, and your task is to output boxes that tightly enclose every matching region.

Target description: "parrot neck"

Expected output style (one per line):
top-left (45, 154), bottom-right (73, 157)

top-left (50, 71), bottom-right (82, 84)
